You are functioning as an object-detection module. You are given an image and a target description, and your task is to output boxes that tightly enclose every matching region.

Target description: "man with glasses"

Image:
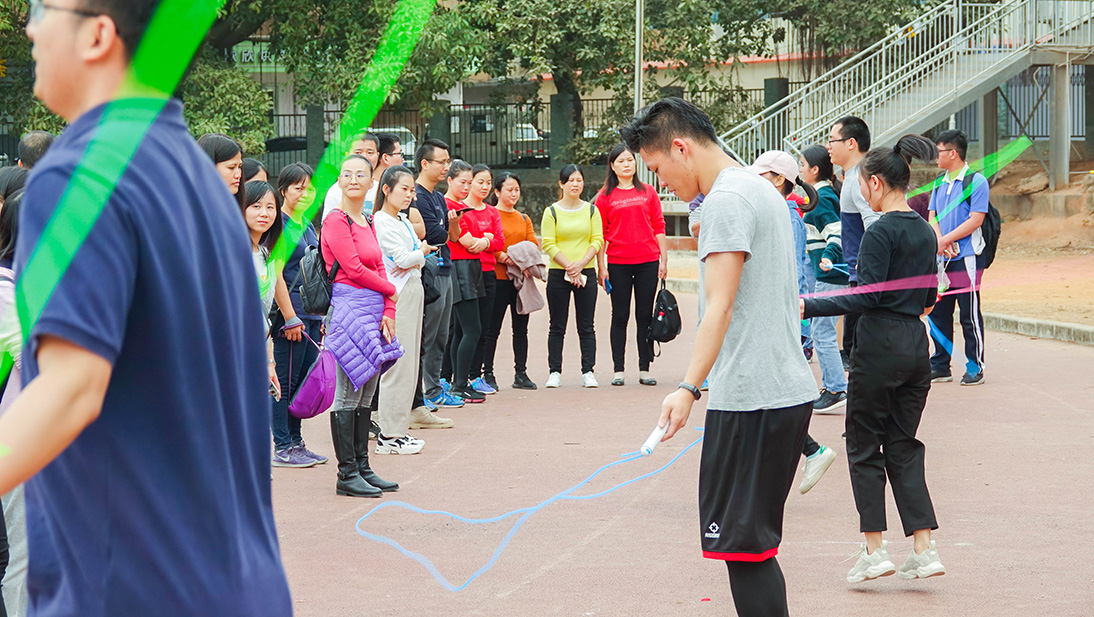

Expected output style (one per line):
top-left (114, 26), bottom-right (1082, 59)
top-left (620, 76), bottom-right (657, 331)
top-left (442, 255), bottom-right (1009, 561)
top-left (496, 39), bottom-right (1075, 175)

top-left (927, 129), bottom-right (988, 386)
top-left (322, 131), bottom-right (379, 219)
top-left (368, 132), bottom-right (404, 203)
top-left (2, 1), bottom-right (292, 613)
top-left (826, 116), bottom-right (876, 367)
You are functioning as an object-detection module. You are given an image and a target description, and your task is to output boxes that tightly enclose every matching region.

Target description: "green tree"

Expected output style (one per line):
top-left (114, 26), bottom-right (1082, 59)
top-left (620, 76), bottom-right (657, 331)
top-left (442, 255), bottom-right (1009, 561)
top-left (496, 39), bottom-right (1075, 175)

top-left (179, 51), bottom-right (272, 153)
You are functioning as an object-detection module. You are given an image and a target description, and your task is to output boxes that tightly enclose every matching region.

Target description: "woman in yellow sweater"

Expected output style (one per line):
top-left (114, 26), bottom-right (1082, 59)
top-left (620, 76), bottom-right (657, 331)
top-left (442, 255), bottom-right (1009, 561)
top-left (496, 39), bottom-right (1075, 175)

top-left (541, 165), bottom-right (604, 388)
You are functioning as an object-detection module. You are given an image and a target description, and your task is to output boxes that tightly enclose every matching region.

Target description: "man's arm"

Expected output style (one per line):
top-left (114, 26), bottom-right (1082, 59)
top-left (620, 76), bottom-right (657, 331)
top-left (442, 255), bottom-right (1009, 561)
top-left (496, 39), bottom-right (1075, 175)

top-left (658, 251), bottom-right (745, 440)
top-left (0, 336), bottom-right (112, 494)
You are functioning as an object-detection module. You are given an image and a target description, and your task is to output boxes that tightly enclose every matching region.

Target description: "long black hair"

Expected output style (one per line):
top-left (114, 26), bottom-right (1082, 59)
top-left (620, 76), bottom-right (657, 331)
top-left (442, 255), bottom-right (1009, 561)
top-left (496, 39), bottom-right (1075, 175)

top-left (446, 159), bottom-right (473, 181)
top-left (860, 134), bottom-right (937, 193)
top-left (602, 144), bottom-right (646, 197)
top-left (373, 165), bottom-right (415, 214)
top-left (558, 164), bottom-right (583, 199)
top-left (486, 171), bottom-right (521, 206)
top-left (0, 189), bottom-right (23, 266)
top-left (197, 133), bottom-right (245, 208)
top-left (242, 180), bottom-right (284, 256)
top-left (242, 158), bottom-right (267, 183)
top-left (0, 167), bottom-right (28, 205)
top-left (802, 145), bottom-right (841, 194)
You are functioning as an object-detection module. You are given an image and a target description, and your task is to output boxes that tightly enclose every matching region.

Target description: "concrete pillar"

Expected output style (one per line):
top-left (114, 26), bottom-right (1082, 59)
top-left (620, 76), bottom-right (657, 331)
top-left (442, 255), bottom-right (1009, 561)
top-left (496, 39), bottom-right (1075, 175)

top-left (427, 106), bottom-right (450, 146)
top-left (979, 88), bottom-right (999, 175)
top-left (1048, 64), bottom-right (1070, 190)
top-left (305, 105), bottom-right (324, 168)
top-left (764, 77), bottom-right (790, 151)
top-left (549, 93), bottom-right (575, 167)
top-left (1086, 65), bottom-right (1093, 157)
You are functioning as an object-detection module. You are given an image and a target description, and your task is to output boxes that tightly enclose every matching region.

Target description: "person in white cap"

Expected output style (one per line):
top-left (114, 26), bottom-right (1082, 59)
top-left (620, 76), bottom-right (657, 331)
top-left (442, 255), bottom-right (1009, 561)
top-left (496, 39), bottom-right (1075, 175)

top-left (748, 151), bottom-right (838, 495)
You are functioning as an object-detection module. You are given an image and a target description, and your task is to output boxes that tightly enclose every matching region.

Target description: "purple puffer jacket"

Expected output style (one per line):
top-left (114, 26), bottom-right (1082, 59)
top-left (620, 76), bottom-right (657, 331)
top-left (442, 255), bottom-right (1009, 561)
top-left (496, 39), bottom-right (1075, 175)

top-left (326, 283), bottom-right (404, 390)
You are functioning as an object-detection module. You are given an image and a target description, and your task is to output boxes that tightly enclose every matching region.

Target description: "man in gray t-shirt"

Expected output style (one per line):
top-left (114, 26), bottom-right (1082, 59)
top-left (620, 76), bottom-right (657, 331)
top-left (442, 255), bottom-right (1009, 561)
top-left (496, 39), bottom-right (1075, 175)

top-left (699, 168), bottom-right (817, 410)
top-left (621, 98), bottom-right (818, 617)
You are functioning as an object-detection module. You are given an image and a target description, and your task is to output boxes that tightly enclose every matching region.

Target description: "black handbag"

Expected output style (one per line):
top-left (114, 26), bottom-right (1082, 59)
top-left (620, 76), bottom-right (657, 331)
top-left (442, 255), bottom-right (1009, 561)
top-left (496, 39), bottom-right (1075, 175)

top-left (647, 280), bottom-right (681, 357)
top-left (420, 253), bottom-right (442, 305)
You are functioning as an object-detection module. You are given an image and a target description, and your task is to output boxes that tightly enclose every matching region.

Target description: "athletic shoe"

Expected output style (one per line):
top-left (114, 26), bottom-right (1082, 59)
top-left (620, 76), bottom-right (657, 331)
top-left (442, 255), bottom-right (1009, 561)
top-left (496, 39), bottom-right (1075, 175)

top-left (804, 347), bottom-right (814, 362)
top-left (451, 385), bottom-right (485, 403)
top-left (426, 392), bottom-right (465, 409)
top-left (960, 371), bottom-right (985, 386)
top-left (483, 372), bottom-right (500, 391)
top-left (512, 372), bottom-right (537, 390)
top-left (582, 372), bottom-right (599, 388)
top-left (639, 371), bottom-right (657, 386)
top-left (846, 541), bottom-right (897, 583)
top-left (545, 372), bottom-right (562, 388)
top-left (368, 419), bottom-right (381, 440)
top-left (898, 541), bottom-right (946, 579)
top-left (799, 445), bottom-right (837, 494)
top-left (611, 372), bottom-right (625, 386)
top-left (272, 447), bottom-right (317, 468)
top-left (295, 443), bottom-right (328, 465)
top-left (700, 379), bottom-right (709, 391)
top-left (439, 378), bottom-right (452, 393)
top-left (840, 350), bottom-right (851, 371)
top-left (471, 377), bottom-right (497, 395)
top-left (375, 435), bottom-right (424, 455)
top-left (409, 406), bottom-right (454, 429)
top-left (423, 398), bottom-right (438, 412)
top-left (813, 389), bottom-right (848, 414)
top-left (930, 370), bottom-right (953, 383)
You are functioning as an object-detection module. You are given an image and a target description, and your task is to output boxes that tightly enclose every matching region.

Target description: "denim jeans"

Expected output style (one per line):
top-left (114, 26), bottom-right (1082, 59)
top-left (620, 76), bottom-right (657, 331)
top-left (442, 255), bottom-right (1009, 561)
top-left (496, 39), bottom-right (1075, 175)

top-left (812, 280), bottom-right (848, 393)
top-left (271, 319), bottom-right (322, 450)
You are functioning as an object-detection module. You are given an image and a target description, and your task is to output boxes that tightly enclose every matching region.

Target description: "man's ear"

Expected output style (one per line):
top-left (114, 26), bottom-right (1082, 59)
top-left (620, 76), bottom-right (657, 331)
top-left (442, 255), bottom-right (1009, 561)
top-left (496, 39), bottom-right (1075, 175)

top-left (81, 15), bottom-right (123, 64)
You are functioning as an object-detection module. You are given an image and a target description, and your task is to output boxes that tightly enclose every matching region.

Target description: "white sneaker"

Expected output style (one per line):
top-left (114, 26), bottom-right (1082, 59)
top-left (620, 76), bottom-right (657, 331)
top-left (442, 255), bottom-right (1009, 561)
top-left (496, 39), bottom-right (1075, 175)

top-left (800, 445), bottom-right (837, 494)
top-left (409, 406), bottom-right (453, 429)
top-left (375, 435), bottom-right (424, 455)
top-left (898, 540), bottom-right (946, 579)
top-left (582, 372), bottom-right (599, 388)
top-left (846, 541), bottom-right (897, 583)
top-left (545, 372), bottom-right (562, 388)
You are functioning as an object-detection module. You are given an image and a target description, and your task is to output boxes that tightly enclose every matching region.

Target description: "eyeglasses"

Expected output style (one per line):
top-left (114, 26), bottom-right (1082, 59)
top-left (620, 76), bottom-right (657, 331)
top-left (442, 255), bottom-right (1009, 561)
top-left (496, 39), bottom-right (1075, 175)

top-left (28, 0), bottom-right (100, 24)
top-left (937, 148), bottom-right (956, 154)
top-left (425, 158), bottom-right (451, 165)
top-left (388, 151), bottom-right (404, 158)
top-left (827, 137), bottom-right (850, 144)
top-left (340, 172), bottom-right (370, 181)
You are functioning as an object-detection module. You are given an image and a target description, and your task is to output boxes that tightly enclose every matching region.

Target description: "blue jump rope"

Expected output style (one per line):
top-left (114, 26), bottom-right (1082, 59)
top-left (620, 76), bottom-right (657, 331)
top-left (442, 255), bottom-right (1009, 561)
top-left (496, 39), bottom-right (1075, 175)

top-left (355, 427), bottom-right (704, 591)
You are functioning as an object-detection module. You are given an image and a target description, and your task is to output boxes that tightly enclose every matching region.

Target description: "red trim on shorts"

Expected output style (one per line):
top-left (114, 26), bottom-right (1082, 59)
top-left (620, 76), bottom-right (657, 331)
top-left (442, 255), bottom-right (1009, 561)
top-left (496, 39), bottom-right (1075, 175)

top-left (702, 547), bottom-right (779, 562)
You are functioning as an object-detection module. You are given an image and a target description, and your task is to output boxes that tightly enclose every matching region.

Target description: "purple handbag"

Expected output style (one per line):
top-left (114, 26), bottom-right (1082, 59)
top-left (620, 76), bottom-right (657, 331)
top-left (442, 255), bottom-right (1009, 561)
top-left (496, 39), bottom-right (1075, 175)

top-left (288, 331), bottom-right (337, 419)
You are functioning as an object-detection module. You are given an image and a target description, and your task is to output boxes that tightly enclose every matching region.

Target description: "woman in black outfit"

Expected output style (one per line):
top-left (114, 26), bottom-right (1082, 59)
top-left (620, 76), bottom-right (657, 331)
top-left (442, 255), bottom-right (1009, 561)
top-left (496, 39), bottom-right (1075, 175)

top-left (802, 134), bottom-right (946, 584)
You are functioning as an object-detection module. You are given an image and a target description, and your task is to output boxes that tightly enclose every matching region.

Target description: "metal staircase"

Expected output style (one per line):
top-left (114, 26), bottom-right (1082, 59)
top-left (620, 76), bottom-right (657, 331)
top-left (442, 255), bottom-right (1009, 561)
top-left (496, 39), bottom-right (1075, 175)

top-left (720, 0), bottom-right (1094, 161)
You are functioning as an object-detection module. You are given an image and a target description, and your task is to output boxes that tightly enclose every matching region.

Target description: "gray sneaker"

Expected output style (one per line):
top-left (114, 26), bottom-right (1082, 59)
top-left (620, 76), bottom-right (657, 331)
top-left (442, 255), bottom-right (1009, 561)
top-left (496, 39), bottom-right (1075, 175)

top-left (898, 540), bottom-right (946, 579)
top-left (846, 541), bottom-right (897, 583)
top-left (272, 447), bottom-right (317, 468)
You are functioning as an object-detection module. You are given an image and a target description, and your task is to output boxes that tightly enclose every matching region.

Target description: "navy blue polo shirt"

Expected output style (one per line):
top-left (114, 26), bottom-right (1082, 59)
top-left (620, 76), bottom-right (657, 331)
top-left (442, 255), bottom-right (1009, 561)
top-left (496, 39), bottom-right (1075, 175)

top-left (16, 100), bottom-right (291, 616)
top-left (415, 182), bottom-right (451, 274)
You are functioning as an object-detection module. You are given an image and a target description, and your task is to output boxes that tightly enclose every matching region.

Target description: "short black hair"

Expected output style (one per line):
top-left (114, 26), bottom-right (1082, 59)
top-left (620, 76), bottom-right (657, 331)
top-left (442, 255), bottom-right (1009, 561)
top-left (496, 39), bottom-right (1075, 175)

top-left (277, 162), bottom-right (314, 198)
top-left (82, 0), bottom-right (162, 59)
top-left (376, 133), bottom-right (401, 159)
top-left (17, 131), bottom-right (55, 169)
top-left (833, 116), bottom-right (870, 152)
top-left (619, 97), bottom-right (719, 155)
top-left (935, 129), bottom-right (968, 160)
top-left (242, 158), bottom-right (267, 183)
top-left (447, 159), bottom-right (473, 180)
top-left (355, 132), bottom-right (379, 148)
top-left (415, 138), bottom-right (449, 171)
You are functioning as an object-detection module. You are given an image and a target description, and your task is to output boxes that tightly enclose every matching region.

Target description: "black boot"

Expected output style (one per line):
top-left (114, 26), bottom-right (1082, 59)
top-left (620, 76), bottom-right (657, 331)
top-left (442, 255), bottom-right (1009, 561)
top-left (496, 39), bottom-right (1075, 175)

top-left (356, 409), bottom-right (399, 492)
top-left (330, 409), bottom-right (382, 498)
top-left (512, 371), bottom-right (537, 390)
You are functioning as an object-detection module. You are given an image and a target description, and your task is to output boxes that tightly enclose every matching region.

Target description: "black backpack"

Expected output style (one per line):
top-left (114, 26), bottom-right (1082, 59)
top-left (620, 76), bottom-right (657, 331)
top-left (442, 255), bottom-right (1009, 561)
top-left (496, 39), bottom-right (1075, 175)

top-left (944, 172), bottom-right (1001, 268)
top-left (647, 280), bottom-right (681, 357)
top-left (300, 211), bottom-right (364, 315)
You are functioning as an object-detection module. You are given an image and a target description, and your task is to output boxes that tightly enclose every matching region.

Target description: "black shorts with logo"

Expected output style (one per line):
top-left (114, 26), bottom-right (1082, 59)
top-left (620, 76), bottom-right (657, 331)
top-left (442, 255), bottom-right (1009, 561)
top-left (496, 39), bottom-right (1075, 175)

top-left (698, 402), bottom-right (812, 561)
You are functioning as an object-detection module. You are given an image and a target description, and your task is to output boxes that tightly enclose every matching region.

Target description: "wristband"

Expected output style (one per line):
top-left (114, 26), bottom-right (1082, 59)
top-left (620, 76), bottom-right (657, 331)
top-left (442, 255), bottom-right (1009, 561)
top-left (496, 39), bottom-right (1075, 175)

top-left (282, 316), bottom-right (304, 330)
top-left (678, 382), bottom-right (701, 400)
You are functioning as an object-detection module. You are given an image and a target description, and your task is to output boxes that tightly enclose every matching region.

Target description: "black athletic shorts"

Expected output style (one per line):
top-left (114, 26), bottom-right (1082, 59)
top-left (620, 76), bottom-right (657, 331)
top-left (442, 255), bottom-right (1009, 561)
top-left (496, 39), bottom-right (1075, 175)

top-left (698, 402), bottom-right (812, 561)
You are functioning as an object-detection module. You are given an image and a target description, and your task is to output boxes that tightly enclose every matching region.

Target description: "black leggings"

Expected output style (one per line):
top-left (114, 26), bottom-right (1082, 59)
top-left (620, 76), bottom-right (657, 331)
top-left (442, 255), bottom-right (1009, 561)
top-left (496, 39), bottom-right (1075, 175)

top-left (607, 260), bottom-right (659, 372)
top-left (484, 278), bottom-right (529, 375)
top-left (472, 276), bottom-right (497, 379)
top-left (725, 558), bottom-right (789, 617)
top-left (546, 268), bottom-right (597, 374)
top-left (450, 297), bottom-right (483, 387)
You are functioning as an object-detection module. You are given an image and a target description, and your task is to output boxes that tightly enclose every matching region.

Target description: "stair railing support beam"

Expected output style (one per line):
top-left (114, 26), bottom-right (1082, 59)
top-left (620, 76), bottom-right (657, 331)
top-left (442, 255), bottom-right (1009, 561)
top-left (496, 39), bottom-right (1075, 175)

top-left (1048, 62), bottom-right (1071, 190)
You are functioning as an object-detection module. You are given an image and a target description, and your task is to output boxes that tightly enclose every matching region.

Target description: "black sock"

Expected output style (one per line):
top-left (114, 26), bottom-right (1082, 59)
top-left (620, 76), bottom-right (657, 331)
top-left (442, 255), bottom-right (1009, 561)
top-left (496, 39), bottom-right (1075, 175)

top-left (725, 557), bottom-right (789, 617)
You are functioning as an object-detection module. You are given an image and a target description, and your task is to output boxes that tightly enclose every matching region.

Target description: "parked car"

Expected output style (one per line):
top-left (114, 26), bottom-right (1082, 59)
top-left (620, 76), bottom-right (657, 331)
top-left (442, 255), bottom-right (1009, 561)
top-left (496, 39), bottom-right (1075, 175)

top-left (370, 126), bottom-right (417, 167)
top-left (509, 123), bottom-right (548, 165)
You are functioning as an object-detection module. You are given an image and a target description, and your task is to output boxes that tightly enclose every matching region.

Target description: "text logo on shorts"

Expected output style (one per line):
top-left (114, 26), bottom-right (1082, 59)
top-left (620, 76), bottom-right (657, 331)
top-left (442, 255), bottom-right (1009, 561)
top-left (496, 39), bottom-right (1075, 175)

top-left (705, 522), bottom-right (720, 539)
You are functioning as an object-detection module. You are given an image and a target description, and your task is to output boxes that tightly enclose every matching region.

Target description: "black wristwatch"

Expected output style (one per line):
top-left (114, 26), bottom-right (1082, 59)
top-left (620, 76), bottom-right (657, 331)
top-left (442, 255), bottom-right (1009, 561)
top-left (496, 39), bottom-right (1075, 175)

top-left (678, 382), bottom-right (701, 400)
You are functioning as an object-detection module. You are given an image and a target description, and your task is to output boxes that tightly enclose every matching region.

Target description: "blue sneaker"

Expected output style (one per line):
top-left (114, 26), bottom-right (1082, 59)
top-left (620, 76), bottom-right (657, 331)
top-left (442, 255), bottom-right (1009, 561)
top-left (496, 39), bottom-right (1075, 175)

top-left (424, 398), bottom-right (438, 411)
top-left (439, 378), bottom-right (452, 393)
top-left (471, 377), bottom-right (496, 395)
top-left (427, 392), bottom-right (465, 409)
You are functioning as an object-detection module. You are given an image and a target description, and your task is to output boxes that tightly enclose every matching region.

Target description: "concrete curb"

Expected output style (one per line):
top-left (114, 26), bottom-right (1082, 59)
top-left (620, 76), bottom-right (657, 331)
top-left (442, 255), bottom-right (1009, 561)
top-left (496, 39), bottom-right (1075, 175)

top-left (665, 278), bottom-right (1094, 347)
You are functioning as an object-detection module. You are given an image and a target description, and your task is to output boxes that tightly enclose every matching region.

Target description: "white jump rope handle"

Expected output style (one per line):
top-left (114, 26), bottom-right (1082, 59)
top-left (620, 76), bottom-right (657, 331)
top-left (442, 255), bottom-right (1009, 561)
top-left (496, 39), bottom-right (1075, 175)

top-left (641, 423), bottom-right (669, 456)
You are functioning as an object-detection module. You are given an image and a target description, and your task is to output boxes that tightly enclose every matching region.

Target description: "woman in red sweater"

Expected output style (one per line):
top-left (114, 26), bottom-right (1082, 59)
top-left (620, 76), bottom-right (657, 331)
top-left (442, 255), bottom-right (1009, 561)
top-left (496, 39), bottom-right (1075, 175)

top-left (321, 154), bottom-right (401, 498)
top-left (595, 144), bottom-right (667, 387)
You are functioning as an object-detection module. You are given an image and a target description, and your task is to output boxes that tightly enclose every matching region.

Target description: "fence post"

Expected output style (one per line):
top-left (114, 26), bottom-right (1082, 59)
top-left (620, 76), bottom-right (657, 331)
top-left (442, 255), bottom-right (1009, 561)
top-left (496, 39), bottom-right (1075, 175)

top-left (979, 88), bottom-right (999, 172)
top-left (306, 105), bottom-right (324, 167)
top-left (550, 93), bottom-right (575, 167)
top-left (1086, 66), bottom-right (1094, 158)
top-left (1048, 63), bottom-right (1070, 190)
top-left (427, 105), bottom-right (451, 146)
top-left (764, 77), bottom-right (790, 151)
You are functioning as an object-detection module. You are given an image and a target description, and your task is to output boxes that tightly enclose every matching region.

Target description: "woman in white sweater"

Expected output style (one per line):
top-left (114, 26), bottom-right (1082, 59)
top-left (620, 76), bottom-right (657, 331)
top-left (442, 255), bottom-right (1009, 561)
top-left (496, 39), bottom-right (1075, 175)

top-left (371, 166), bottom-right (446, 455)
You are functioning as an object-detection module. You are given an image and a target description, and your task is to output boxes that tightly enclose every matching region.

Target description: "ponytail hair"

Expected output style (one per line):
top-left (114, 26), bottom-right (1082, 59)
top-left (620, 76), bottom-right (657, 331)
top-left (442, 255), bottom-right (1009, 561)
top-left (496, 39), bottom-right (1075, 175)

top-left (795, 177), bottom-right (819, 213)
top-left (859, 134), bottom-right (937, 193)
top-left (802, 145), bottom-right (841, 194)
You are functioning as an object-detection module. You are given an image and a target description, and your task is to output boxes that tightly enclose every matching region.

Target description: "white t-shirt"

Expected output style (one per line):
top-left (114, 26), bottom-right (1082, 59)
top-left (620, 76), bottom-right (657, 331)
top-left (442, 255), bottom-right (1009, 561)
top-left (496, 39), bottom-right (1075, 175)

top-left (698, 167), bottom-right (817, 411)
top-left (322, 183), bottom-right (376, 220)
